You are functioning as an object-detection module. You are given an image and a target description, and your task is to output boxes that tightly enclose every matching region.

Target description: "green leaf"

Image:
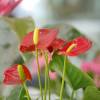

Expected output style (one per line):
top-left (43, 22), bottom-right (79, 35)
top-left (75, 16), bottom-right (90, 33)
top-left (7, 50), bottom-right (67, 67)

top-left (20, 52), bottom-right (33, 62)
top-left (44, 23), bottom-right (83, 40)
top-left (83, 86), bottom-right (100, 100)
top-left (65, 28), bottom-right (82, 40)
top-left (3, 17), bottom-right (35, 40)
top-left (49, 54), bottom-right (94, 90)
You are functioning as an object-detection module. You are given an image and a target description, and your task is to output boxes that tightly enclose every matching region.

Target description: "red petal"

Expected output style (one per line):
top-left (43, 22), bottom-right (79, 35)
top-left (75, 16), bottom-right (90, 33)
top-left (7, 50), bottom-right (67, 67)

top-left (3, 73), bottom-right (22, 85)
top-left (19, 32), bottom-right (35, 53)
top-left (3, 64), bottom-right (22, 85)
top-left (51, 38), bottom-right (65, 49)
top-left (19, 28), bottom-right (58, 53)
top-left (39, 28), bottom-right (49, 34)
top-left (59, 36), bottom-right (92, 56)
top-left (23, 65), bottom-right (32, 81)
top-left (3, 64), bottom-right (32, 85)
top-left (48, 38), bottom-right (65, 52)
top-left (37, 28), bottom-right (58, 49)
top-left (0, 0), bottom-right (22, 16)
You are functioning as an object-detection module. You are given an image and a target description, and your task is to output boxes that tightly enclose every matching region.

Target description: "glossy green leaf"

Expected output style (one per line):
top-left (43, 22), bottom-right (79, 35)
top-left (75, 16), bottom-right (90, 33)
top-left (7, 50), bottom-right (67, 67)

top-left (83, 86), bottom-right (100, 100)
top-left (49, 54), bottom-right (94, 90)
top-left (3, 17), bottom-right (35, 40)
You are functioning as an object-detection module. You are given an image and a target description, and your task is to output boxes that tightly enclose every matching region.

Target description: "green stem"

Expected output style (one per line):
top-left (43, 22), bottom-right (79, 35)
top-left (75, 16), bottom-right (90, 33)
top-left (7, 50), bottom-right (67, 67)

top-left (36, 48), bottom-right (43, 100)
top-left (19, 52), bottom-right (30, 99)
top-left (23, 82), bottom-right (31, 100)
top-left (48, 77), bottom-right (50, 100)
top-left (44, 52), bottom-right (50, 100)
top-left (44, 55), bottom-right (48, 100)
top-left (70, 90), bottom-right (74, 100)
top-left (60, 56), bottom-right (66, 100)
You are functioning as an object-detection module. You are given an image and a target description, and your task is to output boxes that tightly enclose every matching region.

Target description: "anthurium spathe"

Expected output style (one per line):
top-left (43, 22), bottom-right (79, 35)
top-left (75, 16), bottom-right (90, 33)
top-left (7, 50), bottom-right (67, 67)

top-left (3, 64), bottom-right (32, 85)
top-left (47, 38), bottom-right (65, 53)
top-left (0, 0), bottom-right (22, 16)
top-left (19, 28), bottom-right (58, 53)
top-left (59, 36), bottom-right (92, 56)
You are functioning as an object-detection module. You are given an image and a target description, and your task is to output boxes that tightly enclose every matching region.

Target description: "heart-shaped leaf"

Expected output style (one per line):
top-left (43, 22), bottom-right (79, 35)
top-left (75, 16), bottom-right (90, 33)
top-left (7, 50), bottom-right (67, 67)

top-left (49, 54), bottom-right (94, 90)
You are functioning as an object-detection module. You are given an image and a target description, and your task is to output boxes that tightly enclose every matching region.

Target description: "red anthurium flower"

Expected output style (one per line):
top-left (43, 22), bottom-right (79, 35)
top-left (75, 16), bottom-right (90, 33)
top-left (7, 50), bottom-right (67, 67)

top-left (3, 64), bottom-right (32, 85)
top-left (19, 28), bottom-right (58, 53)
top-left (59, 36), bottom-right (92, 56)
top-left (47, 38), bottom-right (65, 53)
top-left (0, 0), bottom-right (22, 16)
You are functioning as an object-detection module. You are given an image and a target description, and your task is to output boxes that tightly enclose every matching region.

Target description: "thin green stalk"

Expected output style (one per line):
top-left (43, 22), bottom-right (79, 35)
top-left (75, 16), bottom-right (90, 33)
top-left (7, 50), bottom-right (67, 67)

top-left (60, 56), bottom-right (66, 100)
top-left (36, 48), bottom-right (43, 100)
top-left (48, 76), bottom-right (50, 100)
top-left (23, 82), bottom-right (31, 100)
top-left (44, 54), bottom-right (48, 100)
top-left (44, 52), bottom-right (50, 100)
top-left (70, 90), bottom-right (75, 100)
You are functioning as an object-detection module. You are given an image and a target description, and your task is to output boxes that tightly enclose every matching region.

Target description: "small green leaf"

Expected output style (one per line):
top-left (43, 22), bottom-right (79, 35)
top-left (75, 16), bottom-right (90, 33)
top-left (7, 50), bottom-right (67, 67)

top-left (49, 54), bottom-right (94, 90)
top-left (83, 86), bottom-right (100, 100)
